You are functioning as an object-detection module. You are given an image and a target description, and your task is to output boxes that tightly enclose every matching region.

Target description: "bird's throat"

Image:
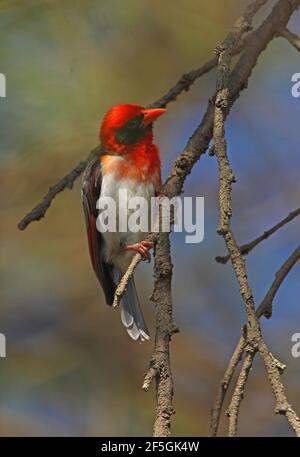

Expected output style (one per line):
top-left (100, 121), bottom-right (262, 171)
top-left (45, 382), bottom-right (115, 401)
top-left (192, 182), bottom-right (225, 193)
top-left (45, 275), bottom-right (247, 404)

top-left (100, 143), bottom-right (161, 186)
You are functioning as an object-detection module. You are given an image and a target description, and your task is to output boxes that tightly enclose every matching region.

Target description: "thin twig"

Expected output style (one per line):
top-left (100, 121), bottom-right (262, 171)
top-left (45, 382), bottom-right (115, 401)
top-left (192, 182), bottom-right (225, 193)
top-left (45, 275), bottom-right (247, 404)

top-left (216, 207), bottom-right (300, 264)
top-left (210, 336), bottom-right (246, 436)
top-left (256, 244), bottom-right (300, 318)
top-left (226, 348), bottom-right (257, 437)
top-left (149, 33), bottom-right (252, 109)
top-left (112, 233), bottom-right (158, 307)
top-left (18, 146), bottom-right (102, 230)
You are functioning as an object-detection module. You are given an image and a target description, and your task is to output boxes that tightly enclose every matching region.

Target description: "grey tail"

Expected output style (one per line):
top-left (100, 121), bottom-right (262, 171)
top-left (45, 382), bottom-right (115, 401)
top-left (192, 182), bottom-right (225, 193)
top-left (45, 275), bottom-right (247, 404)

top-left (120, 277), bottom-right (150, 342)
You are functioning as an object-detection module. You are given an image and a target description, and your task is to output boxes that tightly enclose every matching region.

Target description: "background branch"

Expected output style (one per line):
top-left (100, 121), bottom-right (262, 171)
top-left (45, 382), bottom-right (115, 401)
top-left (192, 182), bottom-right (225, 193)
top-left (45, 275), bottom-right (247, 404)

top-left (18, 146), bottom-right (102, 230)
top-left (216, 207), bottom-right (300, 264)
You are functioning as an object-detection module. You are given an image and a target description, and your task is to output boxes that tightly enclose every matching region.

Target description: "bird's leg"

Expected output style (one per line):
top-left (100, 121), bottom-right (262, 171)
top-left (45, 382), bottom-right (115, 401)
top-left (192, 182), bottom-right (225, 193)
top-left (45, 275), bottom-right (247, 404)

top-left (124, 240), bottom-right (153, 262)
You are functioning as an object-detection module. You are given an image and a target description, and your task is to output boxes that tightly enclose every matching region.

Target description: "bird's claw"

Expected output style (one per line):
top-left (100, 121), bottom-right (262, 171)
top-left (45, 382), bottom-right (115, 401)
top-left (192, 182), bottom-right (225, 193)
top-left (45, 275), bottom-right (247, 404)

top-left (125, 241), bottom-right (153, 262)
top-left (156, 191), bottom-right (168, 199)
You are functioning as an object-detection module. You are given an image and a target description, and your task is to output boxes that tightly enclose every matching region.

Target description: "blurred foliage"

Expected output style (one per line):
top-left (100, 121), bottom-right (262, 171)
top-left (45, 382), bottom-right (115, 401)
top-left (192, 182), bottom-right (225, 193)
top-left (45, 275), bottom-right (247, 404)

top-left (0, 0), bottom-right (299, 436)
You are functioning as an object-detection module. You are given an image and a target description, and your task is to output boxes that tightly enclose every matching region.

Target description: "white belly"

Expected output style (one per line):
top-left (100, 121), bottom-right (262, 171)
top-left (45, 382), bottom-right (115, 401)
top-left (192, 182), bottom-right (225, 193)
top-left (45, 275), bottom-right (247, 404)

top-left (99, 172), bottom-right (155, 273)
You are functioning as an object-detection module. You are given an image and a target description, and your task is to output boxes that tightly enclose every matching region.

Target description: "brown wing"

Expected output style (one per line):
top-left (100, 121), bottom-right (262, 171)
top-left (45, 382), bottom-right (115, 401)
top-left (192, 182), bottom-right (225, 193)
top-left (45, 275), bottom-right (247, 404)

top-left (82, 156), bottom-right (116, 306)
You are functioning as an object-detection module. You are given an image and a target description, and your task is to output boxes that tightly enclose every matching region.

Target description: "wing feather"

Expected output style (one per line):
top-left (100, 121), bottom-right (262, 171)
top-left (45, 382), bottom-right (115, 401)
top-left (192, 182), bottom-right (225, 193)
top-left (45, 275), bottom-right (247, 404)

top-left (82, 156), bottom-right (116, 305)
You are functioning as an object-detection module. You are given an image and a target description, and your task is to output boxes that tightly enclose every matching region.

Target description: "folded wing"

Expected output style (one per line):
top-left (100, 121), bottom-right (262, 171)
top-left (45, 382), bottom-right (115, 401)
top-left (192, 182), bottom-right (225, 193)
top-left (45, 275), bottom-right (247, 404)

top-left (82, 157), bottom-right (116, 305)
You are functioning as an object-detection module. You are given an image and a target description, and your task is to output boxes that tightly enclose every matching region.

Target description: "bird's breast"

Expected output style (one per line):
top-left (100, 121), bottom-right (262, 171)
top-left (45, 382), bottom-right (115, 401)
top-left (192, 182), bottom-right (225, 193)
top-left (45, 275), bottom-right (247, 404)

top-left (100, 150), bottom-right (161, 186)
top-left (98, 153), bottom-right (160, 270)
top-left (100, 154), bottom-right (159, 214)
top-left (99, 166), bottom-right (155, 266)
top-left (100, 171), bottom-right (155, 204)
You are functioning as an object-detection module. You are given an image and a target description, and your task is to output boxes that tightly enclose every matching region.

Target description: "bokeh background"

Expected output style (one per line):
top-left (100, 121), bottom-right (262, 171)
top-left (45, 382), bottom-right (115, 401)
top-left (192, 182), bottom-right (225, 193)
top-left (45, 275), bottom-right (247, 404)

top-left (0, 0), bottom-right (299, 436)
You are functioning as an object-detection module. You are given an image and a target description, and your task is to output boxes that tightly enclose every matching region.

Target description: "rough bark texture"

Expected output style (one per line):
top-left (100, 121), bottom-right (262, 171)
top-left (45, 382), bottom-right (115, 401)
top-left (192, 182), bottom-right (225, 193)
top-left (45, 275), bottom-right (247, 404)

top-left (142, 232), bottom-right (177, 437)
top-left (226, 348), bottom-right (257, 437)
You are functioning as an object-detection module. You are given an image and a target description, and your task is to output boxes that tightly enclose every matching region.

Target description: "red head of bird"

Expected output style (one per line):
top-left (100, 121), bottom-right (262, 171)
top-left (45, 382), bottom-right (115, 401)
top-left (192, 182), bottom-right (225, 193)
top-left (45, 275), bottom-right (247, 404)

top-left (99, 104), bottom-right (166, 154)
top-left (99, 103), bottom-right (166, 186)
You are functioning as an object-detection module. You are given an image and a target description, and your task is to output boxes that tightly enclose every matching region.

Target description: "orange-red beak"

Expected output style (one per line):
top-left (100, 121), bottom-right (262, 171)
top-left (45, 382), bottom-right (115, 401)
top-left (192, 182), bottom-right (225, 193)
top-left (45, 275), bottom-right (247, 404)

top-left (142, 108), bottom-right (166, 126)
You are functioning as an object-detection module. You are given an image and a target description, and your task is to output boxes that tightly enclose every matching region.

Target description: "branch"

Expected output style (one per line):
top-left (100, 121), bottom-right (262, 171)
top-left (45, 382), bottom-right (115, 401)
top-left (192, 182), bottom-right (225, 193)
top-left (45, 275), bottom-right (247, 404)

top-left (211, 0), bottom-right (264, 435)
top-left (277, 27), bottom-right (300, 52)
top-left (225, 336), bottom-right (300, 436)
top-left (113, 254), bottom-right (143, 308)
top-left (212, 0), bottom-right (266, 323)
top-left (142, 232), bottom-right (178, 437)
top-left (210, 243), bottom-right (300, 436)
top-left (149, 33), bottom-right (252, 109)
top-left (18, 146), bottom-right (102, 230)
top-left (258, 340), bottom-right (300, 435)
top-left (256, 244), bottom-right (300, 318)
top-left (226, 348), bottom-right (257, 437)
top-left (216, 207), bottom-right (300, 264)
top-left (210, 335), bottom-right (246, 436)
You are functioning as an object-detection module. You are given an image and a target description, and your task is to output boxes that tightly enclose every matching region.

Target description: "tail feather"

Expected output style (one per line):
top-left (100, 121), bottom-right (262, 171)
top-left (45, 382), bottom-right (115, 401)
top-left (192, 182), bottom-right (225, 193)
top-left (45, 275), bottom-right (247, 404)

top-left (120, 277), bottom-right (150, 342)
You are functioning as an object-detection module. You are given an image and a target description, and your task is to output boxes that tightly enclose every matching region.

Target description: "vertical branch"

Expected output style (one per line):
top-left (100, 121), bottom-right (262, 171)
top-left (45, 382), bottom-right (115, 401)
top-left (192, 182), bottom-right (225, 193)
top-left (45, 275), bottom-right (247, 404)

top-left (213, 0), bottom-right (263, 334)
top-left (212, 0), bottom-right (300, 437)
top-left (213, 85), bottom-right (300, 435)
top-left (142, 232), bottom-right (178, 437)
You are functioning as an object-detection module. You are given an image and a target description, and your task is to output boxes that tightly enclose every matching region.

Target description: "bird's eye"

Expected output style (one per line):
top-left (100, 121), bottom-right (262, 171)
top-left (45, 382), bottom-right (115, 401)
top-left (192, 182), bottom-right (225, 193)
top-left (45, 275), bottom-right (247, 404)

top-left (115, 114), bottom-right (145, 145)
top-left (128, 119), bottom-right (138, 129)
top-left (126, 115), bottom-right (143, 130)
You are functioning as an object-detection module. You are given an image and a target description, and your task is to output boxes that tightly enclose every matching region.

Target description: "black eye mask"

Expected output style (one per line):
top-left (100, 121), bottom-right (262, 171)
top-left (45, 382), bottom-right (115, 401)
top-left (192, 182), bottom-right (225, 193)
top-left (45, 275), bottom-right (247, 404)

top-left (115, 114), bottom-right (151, 145)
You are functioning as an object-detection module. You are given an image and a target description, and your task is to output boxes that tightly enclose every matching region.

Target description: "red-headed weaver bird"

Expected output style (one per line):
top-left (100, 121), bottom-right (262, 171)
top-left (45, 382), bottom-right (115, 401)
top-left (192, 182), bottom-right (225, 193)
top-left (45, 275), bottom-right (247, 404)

top-left (82, 104), bottom-right (166, 341)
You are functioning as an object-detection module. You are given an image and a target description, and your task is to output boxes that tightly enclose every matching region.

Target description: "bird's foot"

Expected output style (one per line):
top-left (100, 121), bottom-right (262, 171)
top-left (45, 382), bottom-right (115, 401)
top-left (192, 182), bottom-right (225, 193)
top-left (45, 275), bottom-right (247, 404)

top-left (125, 240), bottom-right (153, 262)
top-left (156, 190), bottom-right (168, 199)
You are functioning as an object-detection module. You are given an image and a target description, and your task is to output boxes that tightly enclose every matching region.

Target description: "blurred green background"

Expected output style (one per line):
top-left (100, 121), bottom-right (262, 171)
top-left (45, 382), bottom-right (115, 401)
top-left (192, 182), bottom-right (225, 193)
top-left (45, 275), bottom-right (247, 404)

top-left (0, 0), bottom-right (299, 436)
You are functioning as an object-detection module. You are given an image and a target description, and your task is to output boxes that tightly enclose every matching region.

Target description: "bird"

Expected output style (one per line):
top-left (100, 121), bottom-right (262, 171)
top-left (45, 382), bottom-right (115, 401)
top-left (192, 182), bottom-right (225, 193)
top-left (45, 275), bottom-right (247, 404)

top-left (82, 104), bottom-right (166, 341)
